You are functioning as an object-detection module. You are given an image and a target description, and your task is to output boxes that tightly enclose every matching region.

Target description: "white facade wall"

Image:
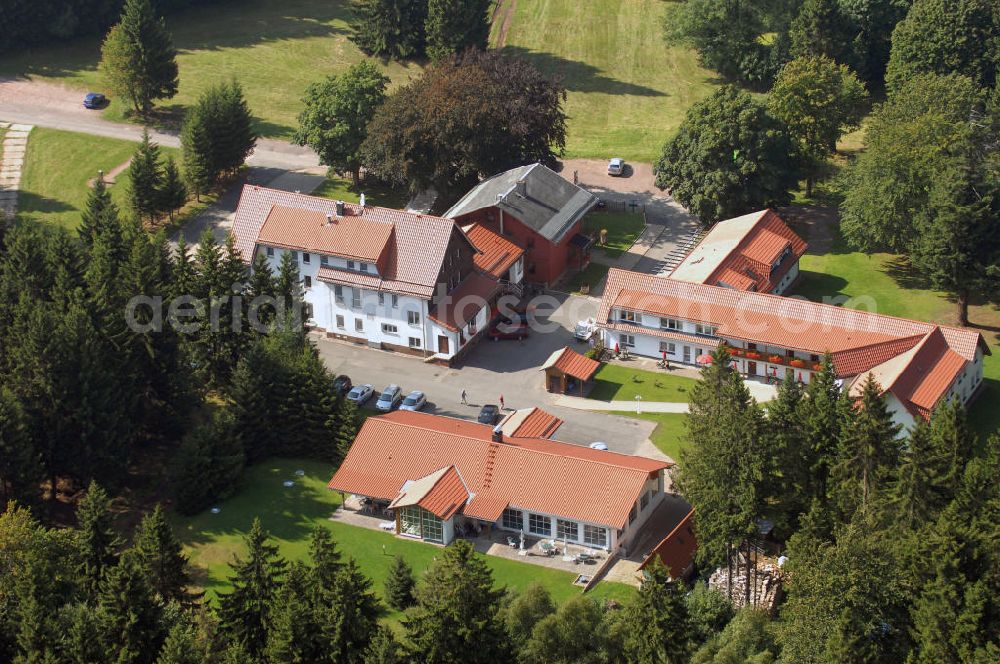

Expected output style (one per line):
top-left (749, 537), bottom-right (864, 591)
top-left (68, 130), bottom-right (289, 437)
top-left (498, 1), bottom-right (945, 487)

top-left (771, 261), bottom-right (800, 295)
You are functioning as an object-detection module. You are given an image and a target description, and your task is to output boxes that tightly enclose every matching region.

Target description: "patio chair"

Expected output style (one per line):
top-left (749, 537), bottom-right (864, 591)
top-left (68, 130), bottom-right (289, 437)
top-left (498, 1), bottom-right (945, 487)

top-left (506, 536), bottom-right (518, 548)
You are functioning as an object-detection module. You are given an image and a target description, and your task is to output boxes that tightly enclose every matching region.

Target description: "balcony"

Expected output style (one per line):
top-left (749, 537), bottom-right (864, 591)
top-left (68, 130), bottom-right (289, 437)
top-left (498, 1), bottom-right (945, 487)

top-left (725, 345), bottom-right (822, 371)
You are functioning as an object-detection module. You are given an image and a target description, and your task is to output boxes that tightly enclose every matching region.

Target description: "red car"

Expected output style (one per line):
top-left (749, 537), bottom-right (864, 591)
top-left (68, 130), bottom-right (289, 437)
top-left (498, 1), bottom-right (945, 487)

top-left (487, 314), bottom-right (529, 340)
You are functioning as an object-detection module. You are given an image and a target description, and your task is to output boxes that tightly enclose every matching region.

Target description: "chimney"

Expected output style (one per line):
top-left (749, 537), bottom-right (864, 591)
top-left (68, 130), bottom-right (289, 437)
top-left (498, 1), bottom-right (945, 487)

top-left (491, 424), bottom-right (503, 443)
top-left (515, 178), bottom-right (527, 197)
top-left (335, 200), bottom-right (345, 217)
top-left (325, 213), bottom-right (333, 226)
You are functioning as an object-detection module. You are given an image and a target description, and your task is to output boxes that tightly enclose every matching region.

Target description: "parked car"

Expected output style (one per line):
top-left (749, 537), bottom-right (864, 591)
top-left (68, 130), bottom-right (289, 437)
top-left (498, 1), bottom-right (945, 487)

top-left (83, 92), bottom-right (106, 109)
top-left (333, 375), bottom-right (352, 394)
top-left (575, 318), bottom-right (596, 341)
top-left (589, 442), bottom-right (609, 451)
top-left (607, 157), bottom-right (625, 176)
top-left (346, 384), bottom-right (374, 405)
top-left (376, 385), bottom-right (403, 412)
top-left (478, 404), bottom-right (500, 424)
top-left (488, 314), bottom-right (529, 340)
top-left (399, 390), bottom-right (427, 411)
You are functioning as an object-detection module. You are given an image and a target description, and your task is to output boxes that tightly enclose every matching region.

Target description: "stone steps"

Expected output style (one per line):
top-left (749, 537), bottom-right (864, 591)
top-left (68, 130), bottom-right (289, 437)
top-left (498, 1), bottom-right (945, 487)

top-left (0, 122), bottom-right (32, 219)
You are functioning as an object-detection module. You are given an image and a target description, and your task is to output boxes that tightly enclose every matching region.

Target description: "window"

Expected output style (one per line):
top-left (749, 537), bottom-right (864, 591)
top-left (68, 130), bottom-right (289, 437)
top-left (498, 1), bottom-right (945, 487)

top-left (302, 252), bottom-right (311, 264)
top-left (290, 250), bottom-right (298, 261)
top-left (354, 319), bottom-right (363, 332)
top-left (528, 513), bottom-right (551, 536)
top-left (557, 519), bottom-right (579, 542)
top-left (347, 260), bottom-right (355, 270)
top-left (266, 247), bottom-right (274, 257)
top-left (408, 337), bottom-right (421, 348)
top-left (747, 343), bottom-right (757, 351)
top-left (303, 276), bottom-right (312, 288)
top-left (695, 323), bottom-right (716, 336)
top-left (334, 285), bottom-right (344, 303)
top-left (659, 341), bottom-right (676, 354)
top-left (378, 293), bottom-right (384, 306)
top-left (660, 317), bottom-right (679, 330)
top-left (786, 349), bottom-right (795, 358)
top-left (382, 323), bottom-right (398, 335)
top-left (502, 508), bottom-right (523, 531)
top-left (620, 334), bottom-right (635, 348)
top-left (640, 491), bottom-right (649, 511)
top-left (303, 303), bottom-right (313, 321)
top-left (391, 294), bottom-right (398, 308)
top-left (408, 311), bottom-right (420, 325)
top-left (683, 346), bottom-right (691, 363)
top-left (810, 354), bottom-right (820, 362)
top-left (399, 506), bottom-right (443, 543)
top-left (583, 525), bottom-right (607, 548)
top-left (351, 290), bottom-right (362, 308)
top-left (619, 310), bottom-right (636, 323)
top-left (628, 504), bottom-right (638, 525)
top-left (320, 255), bottom-right (329, 266)
top-left (336, 315), bottom-right (345, 329)
top-left (359, 262), bottom-right (369, 273)
top-left (468, 319), bottom-right (477, 335)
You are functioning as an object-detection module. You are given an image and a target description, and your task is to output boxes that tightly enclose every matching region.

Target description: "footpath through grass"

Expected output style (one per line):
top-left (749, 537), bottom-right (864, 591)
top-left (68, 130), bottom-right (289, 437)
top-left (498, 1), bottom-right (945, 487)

top-left (588, 364), bottom-right (697, 403)
top-left (584, 211), bottom-right (645, 258)
top-left (17, 127), bottom-right (181, 230)
top-left (493, 0), bottom-right (718, 161)
top-left (789, 213), bottom-right (1000, 440)
top-left (0, 0), bottom-right (420, 139)
top-left (173, 459), bottom-right (634, 623)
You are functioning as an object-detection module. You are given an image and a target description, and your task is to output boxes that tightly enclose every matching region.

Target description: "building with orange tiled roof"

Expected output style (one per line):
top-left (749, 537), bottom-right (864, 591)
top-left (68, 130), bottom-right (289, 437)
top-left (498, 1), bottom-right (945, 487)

top-left (667, 209), bottom-right (807, 294)
top-left (541, 346), bottom-right (601, 395)
top-left (231, 186), bottom-right (526, 364)
top-left (328, 410), bottom-right (672, 550)
top-left (598, 268), bottom-right (988, 432)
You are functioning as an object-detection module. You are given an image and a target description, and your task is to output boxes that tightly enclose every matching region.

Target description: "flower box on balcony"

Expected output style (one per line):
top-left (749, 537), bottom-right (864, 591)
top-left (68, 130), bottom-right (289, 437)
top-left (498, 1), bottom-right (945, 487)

top-left (745, 351), bottom-right (761, 360)
top-left (789, 359), bottom-right (806, 368)
top-left (768, 355), bottom-right (783, 364)
top-left (812, 363), bottom-right (823, 371)
top-left (730, 347), bottom-right (744, 357)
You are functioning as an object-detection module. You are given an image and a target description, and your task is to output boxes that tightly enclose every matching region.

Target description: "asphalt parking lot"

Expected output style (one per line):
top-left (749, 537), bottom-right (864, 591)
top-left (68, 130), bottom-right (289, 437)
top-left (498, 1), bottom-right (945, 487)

top-left (315, 292), bottom-right (661, 458)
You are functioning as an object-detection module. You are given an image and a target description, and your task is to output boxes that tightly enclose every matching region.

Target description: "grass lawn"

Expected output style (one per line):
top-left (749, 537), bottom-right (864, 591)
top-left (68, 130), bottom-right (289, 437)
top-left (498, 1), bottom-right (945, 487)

top-left (173, 458), bottom-right (635, 623)
top-left (788, 213), bottom-right (1000, 440)
top-left (493, 0), bottom-right (719, 161)
top-left (0, 0), bottom-right (421, 139)
top-left (613, 412), bottom-right (688, 462)
top-left (564, 262), bottom-right (609, 295)
top-left (312, 174), bottom-right (410, 210)
top-left (588, 364), bottom-right (697, 403)
top-left (17, 127), bottom-right (180, 230)
top-left (584, 211), bottom-right (645, 257)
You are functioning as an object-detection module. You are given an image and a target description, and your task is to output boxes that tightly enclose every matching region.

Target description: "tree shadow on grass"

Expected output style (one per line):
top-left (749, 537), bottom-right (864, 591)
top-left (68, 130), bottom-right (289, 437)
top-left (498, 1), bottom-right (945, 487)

top-left (883, 256), bottom-right (937, 292)
top-left (789, 270), bottom-right (851, 304)
top-left (14, 191), bottom-right (76, 217)
top-left (499, 46), bottom-right (667, 97)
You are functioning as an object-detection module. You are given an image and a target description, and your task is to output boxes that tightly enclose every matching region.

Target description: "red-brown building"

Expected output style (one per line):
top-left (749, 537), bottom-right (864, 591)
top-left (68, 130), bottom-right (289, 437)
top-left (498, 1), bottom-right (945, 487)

top-left (445, 163), bottom-right (599, 286)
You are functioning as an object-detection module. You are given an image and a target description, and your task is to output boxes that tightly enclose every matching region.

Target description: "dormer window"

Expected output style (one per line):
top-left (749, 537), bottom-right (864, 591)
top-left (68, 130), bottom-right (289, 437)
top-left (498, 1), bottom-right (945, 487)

top-left (619, 310), bottom-right (636, 323)
top-left (359, 263), bottom-right (368, 272)
top-left (347, 260), bottom-right (355, 270)
top-left (320, 255), bottom-right (329, 266)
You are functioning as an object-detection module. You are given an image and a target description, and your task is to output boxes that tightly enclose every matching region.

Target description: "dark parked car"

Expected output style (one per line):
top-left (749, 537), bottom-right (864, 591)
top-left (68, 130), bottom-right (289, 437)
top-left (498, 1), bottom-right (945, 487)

top-left (333, 375), bottom-right (352, 394)
top-left (478, 404), bottom-right (500, 425)
top-left (488, 311), bottom-right (530, 340)
top-left (83, 92), bottom-right (106, 109)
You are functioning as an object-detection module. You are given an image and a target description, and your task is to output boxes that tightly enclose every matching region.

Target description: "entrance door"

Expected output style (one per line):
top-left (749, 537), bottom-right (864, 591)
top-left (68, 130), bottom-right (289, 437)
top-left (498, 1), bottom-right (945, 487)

top-left (438, 335), bottom-right (450, 354)
top-left (748, 361), bottom-right (757, 376)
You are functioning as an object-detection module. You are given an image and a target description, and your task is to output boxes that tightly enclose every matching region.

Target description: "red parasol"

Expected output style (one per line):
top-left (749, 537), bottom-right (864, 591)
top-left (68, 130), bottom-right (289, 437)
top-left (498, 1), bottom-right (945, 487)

top-left (695, 354), bottom-right (713, 365)
top-left (614, 342), bottom-right (620, 355)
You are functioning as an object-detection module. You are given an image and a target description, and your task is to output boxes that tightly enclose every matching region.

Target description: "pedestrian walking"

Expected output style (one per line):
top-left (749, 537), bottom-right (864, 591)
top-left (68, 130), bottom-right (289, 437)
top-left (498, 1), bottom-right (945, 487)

top-left (461, 389), bottom-right (467, 404)
top-left (499, 394), bottom-right (505, 410)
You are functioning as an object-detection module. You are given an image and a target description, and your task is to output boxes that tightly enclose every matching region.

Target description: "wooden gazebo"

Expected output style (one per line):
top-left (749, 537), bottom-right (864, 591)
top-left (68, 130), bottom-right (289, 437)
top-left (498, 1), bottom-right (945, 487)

top-left (541, 346), bottom-right (600, 395)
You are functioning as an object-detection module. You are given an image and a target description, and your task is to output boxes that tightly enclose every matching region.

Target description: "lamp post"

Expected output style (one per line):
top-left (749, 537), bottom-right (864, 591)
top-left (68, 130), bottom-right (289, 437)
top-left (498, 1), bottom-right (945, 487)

top-left (635, 395), bottom-right (642, 414)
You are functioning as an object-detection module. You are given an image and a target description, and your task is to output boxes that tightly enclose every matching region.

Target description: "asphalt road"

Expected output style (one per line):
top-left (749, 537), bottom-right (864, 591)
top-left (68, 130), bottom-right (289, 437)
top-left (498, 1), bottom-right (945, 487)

top-left (314, 293), bottom-right (663, 459)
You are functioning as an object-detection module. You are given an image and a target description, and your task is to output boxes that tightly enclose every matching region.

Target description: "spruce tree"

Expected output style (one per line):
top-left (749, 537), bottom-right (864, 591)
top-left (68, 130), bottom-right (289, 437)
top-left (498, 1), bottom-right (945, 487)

top-left (425, 0), bottom-right (491, 61)
top-left (99, 0), bottom-right (178, 115)
top-left (131, 505), bottom-right (192, 604)
top-left (364, 626), bottom-right (403, 664)
top-left (350, 0), bottom-right (428, 60)
top-left (246, 253), bottom-right (277, 331)
top-left (79, 174), bottom-right (118, 247)
top-left (228, 346), bottom-right (277, 464)
top-left (275, 249), bottom-right (302, 320)
top-left (155, 620), bottom-right (203, 664)
top-left (264, 562), bottom-right (322, 663)
top-left (929, 400), bottom-right (976, 496)
top-left (127, 129), bottom-right (164, 223)
top-left (613, 558), bottom-right (690, 663)
top-left (13, 558), bottom-right (59, 664)
top-left (308, 526), bottom-right (344, 590)
top-left (797, 353), bottom-right (847, 507)
top-left (76, 480), bottom-right (123, 601)
top-left (180, 103), bottom-right (214, 200)
top-left (217, 80), bottom-right (257, 178)
top-left (320, 558), bottom-right (381, 664)
top-left (63, 601), bottom-right (106, 664)
top-left (405, 540), bottom-right (509, 663)
top-left (172, 233), bottom-right (195, 299)
top-left (96, 551), bottom-right (165, 664)
top-left (0, 387), bottom-right (41, 506)
top-left (217, 518), bottom-right (287, 659)
top-left (170, 411), bottom-right (244, 515)
top-left (157, 156), bottom-right (187, 220)
top-left (891, 421), bottom-right (945, 530)
top-left (383, 554), bottom-right (415, 610)
top-left (764, 374), bottom-right (808, 529)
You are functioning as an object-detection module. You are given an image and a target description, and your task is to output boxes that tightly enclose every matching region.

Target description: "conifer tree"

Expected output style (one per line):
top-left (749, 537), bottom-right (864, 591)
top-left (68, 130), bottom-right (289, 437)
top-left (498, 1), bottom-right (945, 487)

top-left (131, 505), bottom-right (192, 604)
top-left (265, 562), bottom-right (322, 663)
top-left (13, 558), bottom-right (58, 664)
top-left (425, 0), bottom-right (491, 61)
top-left (63, 601), bottom-right (106, 664)
top-left (181, 102), bottom-right (214, 200)
top-left (364, 626), bottom-right (403, 664)
top-left (77, 480), bottom-right (123, 601)
top-left (172, 233), bottom-right (195, 300)
top-left (320, 558), bottom-right (381, 664)
top-left (275, 249), bottom-right (302, 320)
top-left (0, 387), bottom-right (41, 506)
top-left (797, 353), bottom-right (847, 507)
top-left (170, 411), bottom-right (244, 515)
top-left (891, 421), bottom-right (945, 530)
top-left (99, 0), bottom-right (179, 115)
top-left (929, 400), bottom-right (976, 496)
top-left (96, 551), bottom-right (165, 664)
top-left (350, 0), bottom-right (428, 60)
top-left (78, 174), bottom-right (118, 247)
top-left (246, 253), bottom-right (277, 331)
top-left (335, 391), bottom-right (362, 459)
top-left (613, 558), bottom-right (690, 664)
top-left (383, 554), bottom-right (415, 610)
top-left (405, 539), bottom-right (509, 663)
top-left (157, 156), bottom-right (187, 220)
top-left (155, 620), bottom-right (203, 664)
top-left (308, 526), bottom-right (343, 590)
top-left (764, 374), bottom-right (808, 528)
top-left (523, 595), bottom-right (608, 664)
top-left (127, 129), bottom-right (164, 223)
top-left (218, 80), bottom-right (257, 178)
top-left (217, 518), bottom-right (287, 658)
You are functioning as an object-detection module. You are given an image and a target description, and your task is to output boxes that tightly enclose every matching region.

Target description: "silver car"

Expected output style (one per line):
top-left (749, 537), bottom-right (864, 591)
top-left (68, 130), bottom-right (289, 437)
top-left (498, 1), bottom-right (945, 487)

top-left (607, 157), bottom-right (625, 176)
top-left (376, 385), bottom-right (403, 412)
top-left (346, 384), bottom-right (375, 405)
top-left (399, 390), bottom-right (427, 411)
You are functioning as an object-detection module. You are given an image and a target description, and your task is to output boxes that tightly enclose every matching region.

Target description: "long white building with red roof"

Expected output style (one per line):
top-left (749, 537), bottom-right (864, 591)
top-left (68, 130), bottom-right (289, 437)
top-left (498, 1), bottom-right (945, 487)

top-left (598, 268), bottom-right (988, 431)
top-left (328, 410), bottom-right (672, 552)
top-left (231, 185), bottom-right (524, 363)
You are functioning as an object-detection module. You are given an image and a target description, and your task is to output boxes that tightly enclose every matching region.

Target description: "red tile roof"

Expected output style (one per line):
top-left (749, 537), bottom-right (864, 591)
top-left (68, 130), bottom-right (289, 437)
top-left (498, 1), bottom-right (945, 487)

top-left (669, 209), bottom-right (807, 293)
top-left (258, 205), bottom-right (394, 269)
top-left (328, 411), bottom-right (671, 529)
top-left (389, 466), bottom-right (470, 520)
top-left (599, 268), bottom-right (988, 414)
top-left (639, 508), bottom-right (696, 578)
top-left (542, 346), bottom-right (601, 381)
top-left (231, 185), bottom-right (474, 299)
top-left (464, 223), bottom-right (524, 279)
top-left (428, 272), bottom-right (501, 332)
top-left (507, 407), bottom-right (563, 439)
